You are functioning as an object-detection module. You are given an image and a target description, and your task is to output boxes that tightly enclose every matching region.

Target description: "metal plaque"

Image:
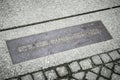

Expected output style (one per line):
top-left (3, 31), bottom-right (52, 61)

top-left (6, 21), bottom-right (112, 64)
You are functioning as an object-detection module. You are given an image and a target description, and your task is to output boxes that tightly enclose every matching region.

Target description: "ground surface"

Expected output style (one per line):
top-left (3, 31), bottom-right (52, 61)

top-left (0, 0), bottom-right (120, 80)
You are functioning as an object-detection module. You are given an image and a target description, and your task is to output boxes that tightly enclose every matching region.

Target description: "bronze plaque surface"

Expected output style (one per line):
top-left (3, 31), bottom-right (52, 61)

top-left (6, 21), bottom-right (112, 64)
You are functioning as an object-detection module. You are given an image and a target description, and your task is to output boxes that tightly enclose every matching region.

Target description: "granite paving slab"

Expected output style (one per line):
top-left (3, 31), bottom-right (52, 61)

top-left (0, 0), bottom-right (120, 30)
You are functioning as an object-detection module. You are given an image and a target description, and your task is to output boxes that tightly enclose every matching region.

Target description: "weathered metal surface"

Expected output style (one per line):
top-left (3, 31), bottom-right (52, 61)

top-left (6, 21), bottom-right (112, 64)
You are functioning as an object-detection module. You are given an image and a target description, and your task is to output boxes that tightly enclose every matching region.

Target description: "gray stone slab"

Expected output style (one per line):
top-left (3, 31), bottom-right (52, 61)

top-left (0, 0), bottom-right (120, 30)
top-left (6, 21), bottom-right (112, 64)
top-left (0, 8), bottom-right (120, 80)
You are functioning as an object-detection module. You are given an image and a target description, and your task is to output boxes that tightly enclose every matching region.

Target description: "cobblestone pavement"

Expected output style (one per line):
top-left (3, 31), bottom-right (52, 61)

top-left (6, 48), bottom-right (120, 80)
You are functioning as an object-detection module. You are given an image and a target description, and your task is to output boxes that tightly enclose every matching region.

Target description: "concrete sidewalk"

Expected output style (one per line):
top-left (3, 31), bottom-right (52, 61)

top-left (0, 0), bottom-right (120, 80)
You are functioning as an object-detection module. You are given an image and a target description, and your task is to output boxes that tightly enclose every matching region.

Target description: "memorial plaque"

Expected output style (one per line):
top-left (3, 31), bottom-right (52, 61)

top-left (6, 21), bottom-right (112, 64)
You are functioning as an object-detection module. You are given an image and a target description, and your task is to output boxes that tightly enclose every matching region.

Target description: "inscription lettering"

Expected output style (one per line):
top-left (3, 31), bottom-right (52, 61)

top-left (18, 28), bottom-right (101, 53)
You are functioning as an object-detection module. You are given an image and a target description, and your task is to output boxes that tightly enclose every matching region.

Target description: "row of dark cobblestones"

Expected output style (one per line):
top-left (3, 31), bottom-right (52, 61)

top-left (7, 49), bottom-right (120, 80)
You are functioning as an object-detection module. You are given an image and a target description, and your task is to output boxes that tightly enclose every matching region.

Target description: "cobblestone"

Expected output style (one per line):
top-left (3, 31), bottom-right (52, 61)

top-left (117, 60), bottom-right (120, 63)
top-left (118, 49), bottom-right (120, 53)
top-left (60, 78), bottom-right (68, 80)
top-left (79, 59), bottom-right (92, 70)
top-left (21, 75), bottom-right (33, 80)
top-left (98, 77), bottom-right (107, 80)
top-left (86, 72), bottom-right (97, 80)
top-left (70, 79), bottom-right (75, 80)
top-left (45, 70), bottom-right (57, 80)
top-left (91, 67), bottom-right (100, 74)
top-left (111, 73), bottom-right (120, 80)
top-left (92, 55), bottom-right (102, 65)
top-left (7, 49), bottom-right (120, 80)
top-left (109, 51), bottom-right (120, 60)
top-left (101, 67), bottom-right (111, 78)
top-left (69, 62), bottom-right (81, 72)
top-left (114, 64), bottom-right (120, 74)
top-left (105, 63), bottom-right (114, 69)
top-left (56, 66), bottom-right (68, 77)
top-left (72, 72), bottom-right (85, 80)
top-left (32, 71), bottom-right (45, 80)
top-left (10, 79), bottom-right (18, 80)
top-left (100, 54), bottom-right (112, 63)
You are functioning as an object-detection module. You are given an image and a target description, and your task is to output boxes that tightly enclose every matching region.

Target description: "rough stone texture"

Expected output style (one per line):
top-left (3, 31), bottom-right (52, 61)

top-left (60, 78), bottom-right (68, 80)
top-left (0, 7), bottom-right (120, 80)
top-left (105, 63), bottom-right (114, 69)
top-left (118, 49), bottom-right (120, 53)
top-left (86, 72), bottom-right (97, 80)
top-left (98, 77), bottom-right (107, 80)
top-left (79, 59), bottom-right (92, 70)
top-left (72, 72), bottom-right (85, 80)
top-left (32, 71), bottom-right (45, 80)
top-left (70, 79), bottom-right (75, 80)
top-left (101, 67), bottom-right (111, 78)
top-left (10, 79), bottom-right (18, 80)
top-left (45, 70), bottom-right (57, 80)
top-left (100, 54), bottom-right (112, 63)
top-left (91, 67), bottom-right (100, 74)
top-left (109, 51), bottom-right (120, 60)
top-left (111, 73), bottom-right (120, 80)
top-left (21, 75), bottom-right (33, 80)
top-left (69, 62), bottom-right (81, 72)
top-left (114, 64), bottom-right (120, 74)
top-left (56, 66), bottom-right (68, 77)
top-left (117, 60), bottom-right (120, 63)
top-left (5, 49), bottom-right (120, 80)
top-left (92, 55), bottom-right (102, 65)
top-left (0, 0), bottom-right (120, 30)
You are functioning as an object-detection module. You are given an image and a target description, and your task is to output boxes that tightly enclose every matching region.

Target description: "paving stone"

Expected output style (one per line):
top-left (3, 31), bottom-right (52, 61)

top-left (111, 73), bottom-right (120, 80)
top-left (69, 62), bottom-right (81, 72)
top-left (105, 63), bottom-right (114, 69)
top-left (45, 70), bottom-right (57, 80)
top-left (1, 0), bottom-right (120, 30)
top-left (114, 64), bottom-right (120, 74)
top-left (72, 72), bottom-right (85, 80)
top-left (32, 71), bottom-right (45, 80)
top-left (118, 49), bottom-right (120, 53)
top-left (79, 59), bottom-right (92, 70)
top-left (91, 67), bottom-right (100, 74)
top-left (86, 72), bottom-right (97, 80)
top-left (10, 79), bottom-right (18, 80)
top-left (92, 55), bottom-right (102, 65)
top-left (109, 51), bottom-right (120, 60)
top-left (101, 67), bottom-right (111, 78)
top-left (117, 60), bottom-right (120, 63)
top-left (56, 66), bottom-right (68, 77)
top-left (70, 79), bottom-right (76, 80)
top-left (98, 77), bottom-right (107, 80)
top-left (100, 54), bottom-right (112, 63)
top-left (60, 78), bottom-right (68, 80)
top-left (21, 75), bottom-right (33, 80)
